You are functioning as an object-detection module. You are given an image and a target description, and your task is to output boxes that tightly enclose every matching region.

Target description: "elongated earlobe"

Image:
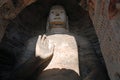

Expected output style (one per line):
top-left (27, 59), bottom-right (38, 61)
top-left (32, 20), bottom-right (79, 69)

top-left (46, 17), bottom-right (50, 32)
top-left (66, 16), bottom-right (69, 31)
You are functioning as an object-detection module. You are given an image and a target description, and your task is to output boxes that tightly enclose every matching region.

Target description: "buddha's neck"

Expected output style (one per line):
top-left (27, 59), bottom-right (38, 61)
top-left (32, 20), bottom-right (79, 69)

top-left (48, 28), bottom-right (69, 34)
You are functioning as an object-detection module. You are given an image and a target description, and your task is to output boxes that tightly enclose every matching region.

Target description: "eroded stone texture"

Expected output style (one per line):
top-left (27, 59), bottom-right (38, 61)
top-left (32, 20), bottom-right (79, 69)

top-left (0, 19), bottom-right (8, 42)
top-left (0, 0), bottom-right (110, 80)
top-left (87, 0), bottom-right (120, 80)
top-left (0, 0), bottom-right (36, 19)
top-left (0, 0), bottom-right (36, 42)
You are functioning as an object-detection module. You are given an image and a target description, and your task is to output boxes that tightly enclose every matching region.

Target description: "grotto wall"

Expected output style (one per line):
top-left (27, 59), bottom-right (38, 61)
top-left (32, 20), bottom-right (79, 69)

top-left (85, 0), bottom-right (120, 80)
top-left (0, 0), bottom-right (36, 42)
top-left (0, 0), bottom-right (120, 80)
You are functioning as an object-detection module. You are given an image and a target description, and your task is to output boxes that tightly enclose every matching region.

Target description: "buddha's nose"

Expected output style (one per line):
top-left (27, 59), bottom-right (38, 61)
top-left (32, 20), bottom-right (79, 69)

top-left (56, 13), bottom-right (60, 16)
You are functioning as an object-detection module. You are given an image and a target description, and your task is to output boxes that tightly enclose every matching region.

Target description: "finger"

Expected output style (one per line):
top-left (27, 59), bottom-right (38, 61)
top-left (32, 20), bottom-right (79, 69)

top-left (40, 35), bottom-right (44, 44)
top-left (37, 35), bottom-right (42, 46)
top-left (41, 35), bottom-right (43, 39)
top-left (41, 34), bottom-right (46, 44)
top-left (44, 37), bottom-right (49, 48)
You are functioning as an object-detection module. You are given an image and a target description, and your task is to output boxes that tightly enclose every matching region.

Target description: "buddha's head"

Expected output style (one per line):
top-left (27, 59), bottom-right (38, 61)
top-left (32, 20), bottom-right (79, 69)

top-left (46, 5), bottom-right (69, 33)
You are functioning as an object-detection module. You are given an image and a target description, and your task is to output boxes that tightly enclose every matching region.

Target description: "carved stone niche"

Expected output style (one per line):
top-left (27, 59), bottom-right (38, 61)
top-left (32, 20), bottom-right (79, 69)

top-left (108, 0), bottom-right (120, 19)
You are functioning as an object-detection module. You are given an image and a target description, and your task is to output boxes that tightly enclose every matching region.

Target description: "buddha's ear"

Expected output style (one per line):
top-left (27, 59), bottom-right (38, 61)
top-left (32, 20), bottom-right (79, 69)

top-left (46, 17), bottom-right (50, 32)
top-left (66, 16), bottom-right (69, 31)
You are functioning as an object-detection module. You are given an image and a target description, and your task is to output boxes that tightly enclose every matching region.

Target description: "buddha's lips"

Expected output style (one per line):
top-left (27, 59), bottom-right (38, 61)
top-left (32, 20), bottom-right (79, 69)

top-left (50, 21), bottom-right (65, 25)
top-left (50, 26), bottom-right (66, 28)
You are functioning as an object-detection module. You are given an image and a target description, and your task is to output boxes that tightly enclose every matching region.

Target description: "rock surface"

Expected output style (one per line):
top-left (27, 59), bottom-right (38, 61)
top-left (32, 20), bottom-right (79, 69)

top-left (1, 0), bottom-right (118, 80)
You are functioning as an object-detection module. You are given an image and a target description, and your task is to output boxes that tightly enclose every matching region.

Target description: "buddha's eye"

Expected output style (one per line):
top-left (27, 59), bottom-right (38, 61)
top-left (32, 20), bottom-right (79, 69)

top-left (51, 11), bottom-right (54, 14)
top-left (61, 11), bottom-right (64, 13)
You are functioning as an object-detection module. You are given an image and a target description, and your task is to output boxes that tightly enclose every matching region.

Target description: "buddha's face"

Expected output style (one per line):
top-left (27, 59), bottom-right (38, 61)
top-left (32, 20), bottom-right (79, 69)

top-left (49, 5), bottom-right (67, 28)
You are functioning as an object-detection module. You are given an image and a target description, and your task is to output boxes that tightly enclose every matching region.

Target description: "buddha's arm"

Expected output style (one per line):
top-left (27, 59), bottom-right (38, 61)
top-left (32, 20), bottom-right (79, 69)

top-left (12, 56), bottom-right (41, 79)
top-left (12, 55), bottom-right (53, 80)
top-left (11, 35), bottom-right (54, 80)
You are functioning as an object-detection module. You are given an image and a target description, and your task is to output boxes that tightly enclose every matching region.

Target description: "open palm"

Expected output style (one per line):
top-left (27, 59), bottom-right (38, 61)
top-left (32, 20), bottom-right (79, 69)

top-left (36, 35), bottom-right (54, 59)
